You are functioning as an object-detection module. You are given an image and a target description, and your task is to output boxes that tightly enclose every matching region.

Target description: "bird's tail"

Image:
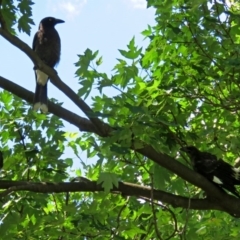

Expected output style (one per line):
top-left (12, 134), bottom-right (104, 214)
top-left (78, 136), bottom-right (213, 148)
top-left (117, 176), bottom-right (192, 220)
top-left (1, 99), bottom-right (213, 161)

top-left (33, 83), bottom-right (48, 113)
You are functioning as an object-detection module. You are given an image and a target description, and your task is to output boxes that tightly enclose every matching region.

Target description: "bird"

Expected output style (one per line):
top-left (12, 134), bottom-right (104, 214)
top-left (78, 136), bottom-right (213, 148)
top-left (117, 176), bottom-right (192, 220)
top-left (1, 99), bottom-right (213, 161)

top-left (32, 17), bottom-right (64, 113)
top-left (180, 146), bottom-right (240, 197)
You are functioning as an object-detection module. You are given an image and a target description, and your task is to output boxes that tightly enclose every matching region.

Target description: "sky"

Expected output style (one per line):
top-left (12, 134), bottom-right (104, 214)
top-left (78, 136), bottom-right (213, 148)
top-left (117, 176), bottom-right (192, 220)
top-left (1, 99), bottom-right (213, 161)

top-left (0, 0), bottom-right (155, 169)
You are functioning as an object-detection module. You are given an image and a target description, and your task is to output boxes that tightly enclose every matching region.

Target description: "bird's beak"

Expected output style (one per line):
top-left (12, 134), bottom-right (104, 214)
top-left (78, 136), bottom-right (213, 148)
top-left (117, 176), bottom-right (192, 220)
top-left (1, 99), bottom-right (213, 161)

top-left (54, 19), bottom-right (65, 24)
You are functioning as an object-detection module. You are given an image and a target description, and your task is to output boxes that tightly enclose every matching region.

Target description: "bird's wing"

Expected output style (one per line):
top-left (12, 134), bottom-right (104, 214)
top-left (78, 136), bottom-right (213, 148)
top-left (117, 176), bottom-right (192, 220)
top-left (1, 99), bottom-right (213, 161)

top-left (210, 159), bottom-right (240, 184)
top-left (193, 152), bottom-right (218, 173)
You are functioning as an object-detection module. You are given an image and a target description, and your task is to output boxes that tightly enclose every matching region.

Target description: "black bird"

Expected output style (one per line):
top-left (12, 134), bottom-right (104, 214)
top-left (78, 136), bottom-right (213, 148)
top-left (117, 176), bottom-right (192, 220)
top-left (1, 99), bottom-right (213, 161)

top-left (33, 17), bottom-right (64, 113)
top-left (180, 146), bottom-right (240, 197)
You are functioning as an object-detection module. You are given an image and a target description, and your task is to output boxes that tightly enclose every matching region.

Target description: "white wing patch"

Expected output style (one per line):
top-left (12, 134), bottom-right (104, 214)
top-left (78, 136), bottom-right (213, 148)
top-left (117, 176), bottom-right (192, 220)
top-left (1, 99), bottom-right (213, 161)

top-left (232, 168), bottom-right (240, 180)
top-left (213, 176), bottom-right (223, 184)
top-left (36, 70), bottom-right (48, 85)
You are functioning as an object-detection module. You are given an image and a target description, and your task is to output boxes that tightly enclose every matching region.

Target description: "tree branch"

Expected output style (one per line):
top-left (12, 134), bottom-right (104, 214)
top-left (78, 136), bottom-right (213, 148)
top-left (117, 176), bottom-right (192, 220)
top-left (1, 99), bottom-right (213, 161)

top-left (0, 179), bottom-right (223, 212)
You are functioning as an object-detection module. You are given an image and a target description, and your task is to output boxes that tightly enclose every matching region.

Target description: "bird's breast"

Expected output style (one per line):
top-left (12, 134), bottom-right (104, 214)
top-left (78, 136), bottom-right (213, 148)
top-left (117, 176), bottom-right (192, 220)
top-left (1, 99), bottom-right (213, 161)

top-left (35, 29), bottom-right (61, 68)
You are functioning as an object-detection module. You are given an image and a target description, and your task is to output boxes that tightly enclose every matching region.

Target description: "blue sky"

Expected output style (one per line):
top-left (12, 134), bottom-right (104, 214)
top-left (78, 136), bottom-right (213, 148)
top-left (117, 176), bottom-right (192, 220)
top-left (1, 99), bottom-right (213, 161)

top-left (0, 0), bottom-right (155, 168)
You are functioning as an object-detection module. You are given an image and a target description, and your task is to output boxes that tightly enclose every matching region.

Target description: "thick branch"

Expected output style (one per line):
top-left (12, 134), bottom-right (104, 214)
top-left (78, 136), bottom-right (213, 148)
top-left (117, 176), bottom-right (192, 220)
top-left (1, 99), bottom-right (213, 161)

top-left (0, 180), bottom-right (223, 212)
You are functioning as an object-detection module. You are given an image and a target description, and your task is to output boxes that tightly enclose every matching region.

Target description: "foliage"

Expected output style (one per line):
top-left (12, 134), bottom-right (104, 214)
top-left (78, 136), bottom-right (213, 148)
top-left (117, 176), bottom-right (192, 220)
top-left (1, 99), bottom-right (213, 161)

top-left (1, 0), bottom-right (240, 239)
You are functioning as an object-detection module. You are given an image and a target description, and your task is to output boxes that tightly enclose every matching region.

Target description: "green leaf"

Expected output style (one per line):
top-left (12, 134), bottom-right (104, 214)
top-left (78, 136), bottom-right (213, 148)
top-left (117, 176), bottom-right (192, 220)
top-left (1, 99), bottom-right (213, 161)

top-left (17, 14), bottom-right (34, 35)
top-left (96, 56), bottom-right (103, 66)
top-left (97, 172), bottom-right (119, 193)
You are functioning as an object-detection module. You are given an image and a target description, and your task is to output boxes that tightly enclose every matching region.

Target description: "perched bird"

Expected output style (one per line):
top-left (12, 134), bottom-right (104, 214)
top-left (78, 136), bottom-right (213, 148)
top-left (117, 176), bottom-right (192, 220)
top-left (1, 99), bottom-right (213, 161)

top-left (180, 146), bottom-right (240, 197)
top-left (33, 17), bottom-right (64, 113)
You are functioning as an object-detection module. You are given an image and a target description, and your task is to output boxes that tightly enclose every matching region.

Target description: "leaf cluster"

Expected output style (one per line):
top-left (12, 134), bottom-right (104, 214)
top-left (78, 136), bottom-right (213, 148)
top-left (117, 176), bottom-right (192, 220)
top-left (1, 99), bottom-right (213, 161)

top-left (2, 0), bottom-right (240, 239)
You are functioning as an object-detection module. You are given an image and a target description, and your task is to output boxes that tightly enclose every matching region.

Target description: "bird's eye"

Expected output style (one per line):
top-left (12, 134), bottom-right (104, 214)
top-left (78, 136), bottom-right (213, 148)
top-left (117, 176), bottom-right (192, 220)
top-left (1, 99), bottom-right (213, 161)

top-left (49, 18), bottom-right (52, 21)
